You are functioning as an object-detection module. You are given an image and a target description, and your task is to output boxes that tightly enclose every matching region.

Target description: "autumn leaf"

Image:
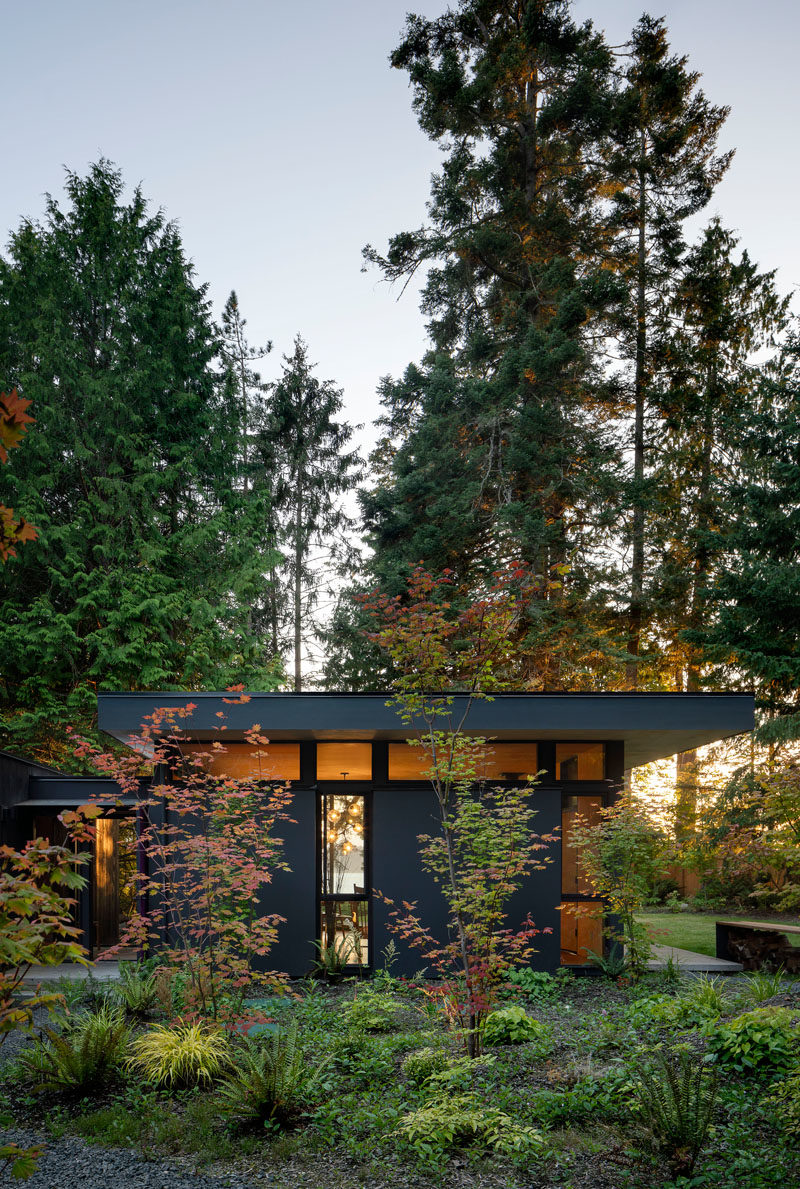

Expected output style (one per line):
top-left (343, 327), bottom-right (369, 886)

top-left (0, 389), bottom-right (34, 463)
top-left (0, 508), bottom-right (37, 561)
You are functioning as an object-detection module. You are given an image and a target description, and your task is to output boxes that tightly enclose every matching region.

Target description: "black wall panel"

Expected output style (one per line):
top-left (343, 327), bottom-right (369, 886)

top-left (504, 786), bottom-right (563, 972)
top-left (254, 786), bottom-right (317, 978)
top-left (372, 783), bottom-right (564, 976)
top-left (371, 785), bottom-right (451, 978)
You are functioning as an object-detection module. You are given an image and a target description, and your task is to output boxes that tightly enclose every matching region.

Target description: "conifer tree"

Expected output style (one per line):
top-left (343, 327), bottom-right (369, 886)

top-left (694, 330), bottom-right (800, 741)
top-left (219, 289), bottom-right (272, 495)
top-left (649, 221), bottom-right (788, 832)
top-left (605, 14), bottom-right (732, 686)
top-left (359, 0), bottom-right (624, 687)
top-left (219, 291), bottom-right (283, 656)
top-left (257, 337), bottom-right (363, 690)
top-left (0, 161), bottom-right (279, 763)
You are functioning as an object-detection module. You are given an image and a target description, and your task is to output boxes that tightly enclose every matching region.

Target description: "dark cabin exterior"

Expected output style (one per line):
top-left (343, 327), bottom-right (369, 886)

top-left (0, 692), bottom-right (754, 975)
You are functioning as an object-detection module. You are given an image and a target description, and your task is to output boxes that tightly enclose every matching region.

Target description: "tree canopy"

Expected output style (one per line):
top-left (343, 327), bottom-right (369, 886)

top-left (0, 161), bottom-right (281, 763)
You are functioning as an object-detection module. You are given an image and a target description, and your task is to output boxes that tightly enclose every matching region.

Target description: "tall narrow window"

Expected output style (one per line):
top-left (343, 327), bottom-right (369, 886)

top-left (561, 795), bottom-right (604, 896)
top-left (319, 793), bottom-right (368, 965)
top-left (561, 794), bottom-right (604, 965)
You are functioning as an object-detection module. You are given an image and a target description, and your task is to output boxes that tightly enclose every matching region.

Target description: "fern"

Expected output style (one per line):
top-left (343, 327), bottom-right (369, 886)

top-left (18, 1006), bottom-right (130, 1093)
top-left (115, 963), bottom-right (158, 1016)
top-left (634, 1048), bottom-right (718, 1176)
top-left (218, 1020), bottom-right (330, 1126)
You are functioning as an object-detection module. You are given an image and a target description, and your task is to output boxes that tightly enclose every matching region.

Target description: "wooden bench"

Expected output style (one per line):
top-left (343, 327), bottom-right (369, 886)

top-left (715, 919), bottom-right (800, 972)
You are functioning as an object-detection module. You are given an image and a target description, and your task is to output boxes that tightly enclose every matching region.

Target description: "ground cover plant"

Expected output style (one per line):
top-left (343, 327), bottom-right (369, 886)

top-left (3, 962), bottom-right (800, 1188)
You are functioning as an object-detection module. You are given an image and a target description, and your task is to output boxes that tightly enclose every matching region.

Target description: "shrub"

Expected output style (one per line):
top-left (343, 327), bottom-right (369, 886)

top-left (396, 1094), bottom-right (547, 1162)
top-left (311, 933), bottom-right (362, 980)
top-left (424, 1053), bottom-right (496, 1095)
top-left (401, 1046), bottom-right (449, 1086)
top-left (126, 1021), bottom-right (230, 1089)
top-left (763, 1071), bottom-right (800, 1137)
top-left (686, 974), bottom-right (729, 1014)
top-left (703, 1007), bottom-right (800, 1074)
top-left (17, 1005), bottom-right (130, 1092)
top-left (218, 1021), bottom-right (331, 1127)
top-left (629, 978), bottom-right (730, 1031)
top-left (345, 988), bottom-right (400, 1033)
top-left (531, 1065), bottom-right (638, 1125)
top-left (505, 968), bottom-right (565, 1001)
top-left (634, 1048), bottom-right (719, 1176)
top-left (483, 1005), bottom-right (552, 1049)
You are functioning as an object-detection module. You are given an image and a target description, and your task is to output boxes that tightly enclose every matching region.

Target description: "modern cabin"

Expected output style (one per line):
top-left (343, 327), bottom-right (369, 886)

top-left (0, 692), bottom-right (754, 975)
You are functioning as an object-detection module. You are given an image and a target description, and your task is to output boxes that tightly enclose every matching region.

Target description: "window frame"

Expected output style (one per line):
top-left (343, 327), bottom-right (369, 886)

top-left (316, 785), bottom-right (372, 969)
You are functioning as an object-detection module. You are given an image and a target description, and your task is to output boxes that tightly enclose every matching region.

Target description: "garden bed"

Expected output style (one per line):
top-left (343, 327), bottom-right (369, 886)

top-left (2, 969), bottom-right (800, 1189)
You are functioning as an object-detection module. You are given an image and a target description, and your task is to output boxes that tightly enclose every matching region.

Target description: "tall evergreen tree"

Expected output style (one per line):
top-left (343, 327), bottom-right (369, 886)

top-left (256, 336), bottom-right (363, 690)
top-left (0, 161), bottom-right (279, 763)
top-left (219, 291), bottom-right (283, 656)
top-left (359, 0), bottom-right (625, 688)
top-left (219, 289), bottom-right (271, 496)
top-left (648, 221), bottom-right (788, 832)
top-left (693, 330), bottom-right (800, 740)
top-left (605, 14), bottom-right (732, 686)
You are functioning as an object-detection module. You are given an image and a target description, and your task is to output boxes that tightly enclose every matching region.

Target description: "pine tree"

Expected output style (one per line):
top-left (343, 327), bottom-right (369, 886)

top-left (605, 14), bottom-right (732, 687)
top-left (0, 161), bottom-right (279, 763)
top-left (358, 0), bottom-right (625, 688)
top-left (256, 336), bottom-right (363, 690)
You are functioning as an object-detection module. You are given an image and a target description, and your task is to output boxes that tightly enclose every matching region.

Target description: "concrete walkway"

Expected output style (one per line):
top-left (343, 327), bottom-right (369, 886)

top-left (648, 944), bottom-right (742, 973)
top-left (22, 961), bottom-right (120, 984)
top-left (22, 949), bottom-right (741, 984)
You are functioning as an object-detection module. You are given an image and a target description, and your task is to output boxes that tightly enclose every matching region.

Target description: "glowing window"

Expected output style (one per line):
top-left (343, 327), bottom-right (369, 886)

top-left (320, 792), bottom-right (368, 967)
top-left (556, 743), bottom-right (605, 781)
top-left (561, 795), bottom-right (604, 896)
top-left (388, 741), bottom-right (538, 782)
top-left (183, 743), bottom-right (300, 781)
top-left (387, 743), bottom-right (430, 780)
top-left (316, 742), bottom-right (372, 781)
top-left (560, 903), bottom-right (603, 965)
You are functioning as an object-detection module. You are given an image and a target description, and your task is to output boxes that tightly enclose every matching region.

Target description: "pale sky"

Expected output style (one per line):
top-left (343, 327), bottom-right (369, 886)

top-left (4, 0), bottom-right (798, 458)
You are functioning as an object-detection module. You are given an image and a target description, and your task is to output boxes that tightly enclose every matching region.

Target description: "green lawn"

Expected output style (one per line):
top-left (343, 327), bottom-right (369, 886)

top-left (636, 910), bottom-right (800, 957)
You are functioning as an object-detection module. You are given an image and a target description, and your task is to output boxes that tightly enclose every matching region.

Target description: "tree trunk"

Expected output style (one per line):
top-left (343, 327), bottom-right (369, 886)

top-left (676, 365), bottom-right (716, 840)
top-left (293, 475), bottom-right (303, 692)
top-left (627, 127), bottom-right (648, 689)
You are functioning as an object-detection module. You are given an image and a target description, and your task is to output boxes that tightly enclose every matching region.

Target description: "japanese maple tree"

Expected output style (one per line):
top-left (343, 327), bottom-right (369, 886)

top-left (363, 565), bottom-right (558, 1056)
top-left (79, 694), bottom-right (293, 1021)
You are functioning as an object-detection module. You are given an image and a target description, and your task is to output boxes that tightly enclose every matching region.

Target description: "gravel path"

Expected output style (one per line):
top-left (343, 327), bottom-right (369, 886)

top-left (0, 1128), bottom-right (264, 1189)
top-left (1, 1013), bottom-right (269, 1189)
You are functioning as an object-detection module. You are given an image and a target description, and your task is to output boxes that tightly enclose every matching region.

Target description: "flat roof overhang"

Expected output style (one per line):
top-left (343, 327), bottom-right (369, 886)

top-left (14, 777), bottom-right (137, 810)
top-left (97, 692), bottom-right (755, 770)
